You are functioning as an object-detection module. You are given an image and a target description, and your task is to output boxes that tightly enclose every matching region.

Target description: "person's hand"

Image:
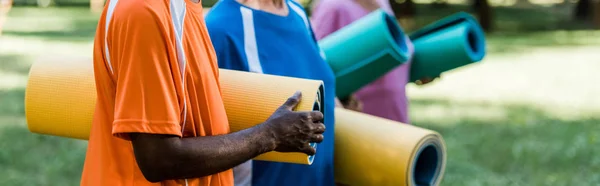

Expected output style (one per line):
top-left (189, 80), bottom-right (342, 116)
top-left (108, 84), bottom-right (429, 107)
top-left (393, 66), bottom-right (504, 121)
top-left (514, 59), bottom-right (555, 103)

top-left (415, 76), bottom-right (440, 86)
top-left (339, 95), bottom-right (363, 112)
top-left (261, 91), bottom-right (326, 156)
top-left (335, 98), bottom-right (344, 108)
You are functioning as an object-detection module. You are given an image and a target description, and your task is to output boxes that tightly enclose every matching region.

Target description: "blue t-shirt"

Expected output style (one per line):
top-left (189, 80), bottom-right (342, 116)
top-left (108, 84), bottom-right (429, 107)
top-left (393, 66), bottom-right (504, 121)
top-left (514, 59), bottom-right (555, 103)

top-left (205, 1), bottom-right (336, 185)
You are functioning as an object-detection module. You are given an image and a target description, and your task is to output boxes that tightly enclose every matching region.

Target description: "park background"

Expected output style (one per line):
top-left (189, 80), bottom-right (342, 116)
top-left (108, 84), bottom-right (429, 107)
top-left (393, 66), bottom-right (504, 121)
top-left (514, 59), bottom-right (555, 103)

top-left (1, 0), bottom-right (600, 185)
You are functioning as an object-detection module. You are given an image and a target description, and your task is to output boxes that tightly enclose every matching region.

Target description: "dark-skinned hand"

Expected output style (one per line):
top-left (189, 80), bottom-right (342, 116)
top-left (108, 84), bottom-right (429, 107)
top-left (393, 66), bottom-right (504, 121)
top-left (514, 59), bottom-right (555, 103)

top-left (415, 76), bottom-right (440, 85)
top-left (261, 91), bottom-right (326, 156)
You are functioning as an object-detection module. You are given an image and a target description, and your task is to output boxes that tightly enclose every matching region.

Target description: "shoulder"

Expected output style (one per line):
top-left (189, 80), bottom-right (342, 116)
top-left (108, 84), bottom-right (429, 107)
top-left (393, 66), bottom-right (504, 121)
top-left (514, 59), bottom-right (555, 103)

top-left (205, 0), bottom-right (240, 23)
top-left (104, 0), bottom-right (175, 46)
top-left (105, 0), bottom-right (180, 42)
top-left (205, 1), bottom-right (241, 36)
top-left (286, 0), bottom-right (310, 26)
top-left (204, 2), bottom-right (244, 53)
top-left (111, 0), bottom-right (170, 25)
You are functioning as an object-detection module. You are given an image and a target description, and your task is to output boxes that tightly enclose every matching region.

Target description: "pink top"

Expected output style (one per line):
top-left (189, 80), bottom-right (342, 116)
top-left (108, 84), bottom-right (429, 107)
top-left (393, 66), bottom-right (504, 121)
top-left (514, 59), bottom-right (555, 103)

top-left (311, 0), bottom-right (414, 124)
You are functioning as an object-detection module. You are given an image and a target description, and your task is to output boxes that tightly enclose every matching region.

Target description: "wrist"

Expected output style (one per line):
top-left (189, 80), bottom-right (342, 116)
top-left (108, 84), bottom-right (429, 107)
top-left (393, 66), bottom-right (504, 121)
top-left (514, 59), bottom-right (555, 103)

top-left (252, 123), bottom-right (278, 154)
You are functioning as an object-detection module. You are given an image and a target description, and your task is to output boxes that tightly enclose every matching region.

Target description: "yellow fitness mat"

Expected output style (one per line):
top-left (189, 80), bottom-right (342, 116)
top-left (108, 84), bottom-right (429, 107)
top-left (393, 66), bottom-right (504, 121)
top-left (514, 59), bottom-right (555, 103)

top-left (334, 108), bottom-right (447, 186)
top-left (25, 60), bottom-right (324, 165)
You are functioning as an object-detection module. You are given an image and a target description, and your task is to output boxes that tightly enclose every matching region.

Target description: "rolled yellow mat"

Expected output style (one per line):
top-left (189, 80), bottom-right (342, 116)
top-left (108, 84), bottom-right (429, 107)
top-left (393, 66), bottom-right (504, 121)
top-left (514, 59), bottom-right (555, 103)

top-left (25, 60), bottom-right (324, 165)
top-left (334, 108), bottom-right (447, 186)
top-left (219, 68), bottom-right (323, 164)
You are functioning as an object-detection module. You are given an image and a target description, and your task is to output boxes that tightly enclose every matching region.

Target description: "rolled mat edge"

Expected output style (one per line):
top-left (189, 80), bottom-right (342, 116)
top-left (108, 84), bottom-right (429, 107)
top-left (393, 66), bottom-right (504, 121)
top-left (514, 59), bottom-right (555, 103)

top-left (318, 9), bottom-right (410, 98)
top-left (334, 108), bottom-right (447, 186)
top-left (408, 11), bottom-right (486, 82)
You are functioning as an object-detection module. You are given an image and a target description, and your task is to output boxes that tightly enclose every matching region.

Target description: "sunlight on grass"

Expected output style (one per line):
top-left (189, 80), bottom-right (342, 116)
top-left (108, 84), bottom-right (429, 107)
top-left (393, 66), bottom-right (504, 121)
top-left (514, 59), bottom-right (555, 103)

top-left (410, 99), bottom-right (600, 186)
top-left (486, 30), bottom-right (600, 53)
top-left (407, 45), bottom-right (600, 119)
top-left (0, 36), bottom-right (93, 58)
top-left (3, 7), bottom-right (100, 33)
top-left (0, 36), bottom-right (93, 90)
top-left (409, 99), bottom-right (509, 125)
top-left (0, 73), bottom-right (27, 89)
top-left (2, 7), bottom-right (99, 43)
top-left (0, 116), bottom-right (25, 128)
top-left (412, 0), bottom-right (569, 6)
top-left (4, 16), bottom-right (81, 33)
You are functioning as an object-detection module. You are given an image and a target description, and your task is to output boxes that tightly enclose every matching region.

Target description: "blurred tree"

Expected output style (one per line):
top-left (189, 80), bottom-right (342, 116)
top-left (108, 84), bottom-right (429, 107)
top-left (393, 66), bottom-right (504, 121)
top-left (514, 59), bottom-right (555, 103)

top-left (202, 0), bottom-right (219, 7)
top-left (431, 0), bottom-right (448, 8)
top-left (390, 0), bottom-right (416, 29)
top-left (37, 0), bottom-right (52, 7)
top-left (390, 0), bottom-right (416, 17)
top-left (304, 0), bottom-right (315, 16)
top-left (594, 0), bottom-right (600, 28)
top-left (574, 0), bottom-right (592, 21)
top-left (473, 0), bottom-right (493, 32)
top-left (514, 0), bottom-right (534, 8)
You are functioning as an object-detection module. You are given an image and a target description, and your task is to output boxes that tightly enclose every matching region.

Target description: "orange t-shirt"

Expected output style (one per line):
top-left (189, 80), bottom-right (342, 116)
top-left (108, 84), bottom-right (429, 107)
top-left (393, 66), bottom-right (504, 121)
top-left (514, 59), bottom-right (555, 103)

top-left (80, 0), bottom-right (233, 185)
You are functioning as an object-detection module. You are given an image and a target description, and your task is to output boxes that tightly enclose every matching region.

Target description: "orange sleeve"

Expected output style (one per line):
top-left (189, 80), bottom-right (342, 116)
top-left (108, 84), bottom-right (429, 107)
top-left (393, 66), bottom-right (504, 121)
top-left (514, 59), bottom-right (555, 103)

top-left (108, 5), bottom-right (182, 140)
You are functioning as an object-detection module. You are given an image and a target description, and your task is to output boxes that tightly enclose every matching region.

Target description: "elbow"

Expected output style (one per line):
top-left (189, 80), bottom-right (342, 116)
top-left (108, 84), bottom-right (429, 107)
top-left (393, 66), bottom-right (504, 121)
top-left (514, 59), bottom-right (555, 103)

top-left (137, 163), bottom-right (166, 183)
top-left (130, 134), bottom-right (182, 183)
top-left (135, 153), bottom-right (174, 183)
top-left (136, 148), bottom-right (199, 183)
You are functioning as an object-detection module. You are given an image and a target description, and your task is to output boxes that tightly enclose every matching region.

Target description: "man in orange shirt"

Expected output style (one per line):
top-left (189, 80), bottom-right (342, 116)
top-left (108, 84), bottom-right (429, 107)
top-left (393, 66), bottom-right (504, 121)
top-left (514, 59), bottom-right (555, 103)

top-left (80, 0), bottom-right (325, 185)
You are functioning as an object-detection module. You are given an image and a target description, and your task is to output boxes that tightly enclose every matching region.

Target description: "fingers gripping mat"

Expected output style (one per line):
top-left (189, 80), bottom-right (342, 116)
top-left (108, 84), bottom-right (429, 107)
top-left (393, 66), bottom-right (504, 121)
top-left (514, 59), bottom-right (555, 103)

top-left (218, 69), bottom-right (324, 164)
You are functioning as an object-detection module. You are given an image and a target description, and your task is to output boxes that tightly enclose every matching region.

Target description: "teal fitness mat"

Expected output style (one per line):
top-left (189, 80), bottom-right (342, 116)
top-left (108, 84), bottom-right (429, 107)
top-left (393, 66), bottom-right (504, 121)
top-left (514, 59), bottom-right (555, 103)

top-left (409, 12), bottom-right (486, 82)
top-left (318, 9), bottom-right (410, 98)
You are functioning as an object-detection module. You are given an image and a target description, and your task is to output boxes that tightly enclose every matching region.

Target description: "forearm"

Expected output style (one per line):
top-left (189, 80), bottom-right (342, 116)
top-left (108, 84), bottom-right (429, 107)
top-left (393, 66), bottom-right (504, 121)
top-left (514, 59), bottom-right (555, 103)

top-left (131, 124), bottom-right (275, 182)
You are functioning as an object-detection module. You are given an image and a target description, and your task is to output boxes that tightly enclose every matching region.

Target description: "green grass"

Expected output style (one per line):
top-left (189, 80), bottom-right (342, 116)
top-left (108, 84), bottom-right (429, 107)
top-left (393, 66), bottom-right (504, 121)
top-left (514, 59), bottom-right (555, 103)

top-left (2, 7), bottom-right (99, 42)
top-left (0, 121), bottom-right (87, 186)
top-left (1, 6), bottom-right (600, 186)
top-left (410, 99), bottom-right (600, 185)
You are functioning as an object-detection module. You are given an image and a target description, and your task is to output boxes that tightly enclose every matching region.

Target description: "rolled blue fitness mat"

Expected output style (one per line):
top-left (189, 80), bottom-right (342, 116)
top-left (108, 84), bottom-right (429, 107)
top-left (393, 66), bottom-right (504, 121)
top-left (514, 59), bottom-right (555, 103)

top-left (318, 9), bottom-right (410, 98)
top-left (408, 12), bottom-right (486, 82)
